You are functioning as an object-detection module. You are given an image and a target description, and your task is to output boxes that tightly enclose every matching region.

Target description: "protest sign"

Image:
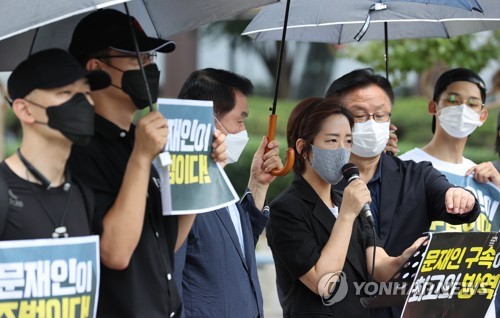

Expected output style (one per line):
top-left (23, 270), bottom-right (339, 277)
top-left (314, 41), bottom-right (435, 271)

top-left (0, 236), bottom-right (100, 318)
top-left (156, 98), bottom-right (239, 215)
top-left (402, 232), bottom-right (500, 317)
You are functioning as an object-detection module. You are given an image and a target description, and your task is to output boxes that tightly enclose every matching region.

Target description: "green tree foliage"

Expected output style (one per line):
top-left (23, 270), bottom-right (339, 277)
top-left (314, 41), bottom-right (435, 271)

top-left (345, 31), bottom-right (500, 86)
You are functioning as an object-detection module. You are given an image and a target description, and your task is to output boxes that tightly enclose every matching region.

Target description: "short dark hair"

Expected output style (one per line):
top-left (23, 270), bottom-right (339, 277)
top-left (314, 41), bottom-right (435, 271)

top-left (433, 68), bottom-right (486, 103)
top-left (178, 68), bottom-right (253, 119)
top-left (325, 68), bottom-right (394, 105)
top-left (287, 97), bottom-right (354, 174)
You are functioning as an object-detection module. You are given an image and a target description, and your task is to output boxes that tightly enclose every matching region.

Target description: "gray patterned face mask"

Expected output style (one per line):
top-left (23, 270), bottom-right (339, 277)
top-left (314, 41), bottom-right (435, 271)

top-left (310, 145), bottom-right (350, 185)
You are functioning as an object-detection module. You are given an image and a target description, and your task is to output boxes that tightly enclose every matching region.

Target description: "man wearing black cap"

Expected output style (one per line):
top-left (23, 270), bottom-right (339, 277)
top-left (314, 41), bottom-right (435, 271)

top-left (325, 68), bottom-right (481, 318)
top-left (66, 9), bottom-right (226, 318)
top-left (401, 68), bottom-right (499, 229)
top-left (399, 68), bottom-right (500, 317)
top-left (1, 48), bottom-right (110, 240)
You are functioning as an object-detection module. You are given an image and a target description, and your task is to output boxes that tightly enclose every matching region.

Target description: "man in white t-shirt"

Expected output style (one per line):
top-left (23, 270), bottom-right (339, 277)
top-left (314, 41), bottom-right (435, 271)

top-left (400, 68), bottom-right (500, 317)
top-left (400, 68), bottom-right (499, 231)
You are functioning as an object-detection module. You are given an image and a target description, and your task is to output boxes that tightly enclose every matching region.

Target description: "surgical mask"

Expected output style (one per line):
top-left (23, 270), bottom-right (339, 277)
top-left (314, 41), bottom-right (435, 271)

top-left (351, 120), bottom-right (390, 158)
top-left (27, 93), bottom-right (95, 145)
top-left (437, 104), bottom-right (483, 138)
top-left (215, 117), bottom-right (249, 164)
top-left (310, 145), bottom-right (350, 185)
top-left (109, 63), bottom-right (160, 109)
top-left (225, 130), bottom-right (249, 164)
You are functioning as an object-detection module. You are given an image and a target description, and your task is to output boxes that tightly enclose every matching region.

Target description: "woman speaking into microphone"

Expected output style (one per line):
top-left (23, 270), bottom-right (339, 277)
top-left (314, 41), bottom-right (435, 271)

top-left (266, 97), bottom-right (425, 317)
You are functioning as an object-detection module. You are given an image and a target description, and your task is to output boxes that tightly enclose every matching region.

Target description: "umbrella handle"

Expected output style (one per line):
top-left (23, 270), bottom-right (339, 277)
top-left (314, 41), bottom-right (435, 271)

top-left (266, 114), bottom-right (294, 177)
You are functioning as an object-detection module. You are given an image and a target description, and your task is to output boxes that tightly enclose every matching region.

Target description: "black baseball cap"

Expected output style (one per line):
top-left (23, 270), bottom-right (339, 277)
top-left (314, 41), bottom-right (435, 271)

top-left (69, 9), bottom-right (176, 58)
top-left (433, 68), bottom-right (487, 102)
top-left (8, 48), bottom-right (111, 100)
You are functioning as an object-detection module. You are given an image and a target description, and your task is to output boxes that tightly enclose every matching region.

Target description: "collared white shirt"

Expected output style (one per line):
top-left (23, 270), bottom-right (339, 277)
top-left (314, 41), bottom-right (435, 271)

top-left (226, 203), bottom-right (245, 258)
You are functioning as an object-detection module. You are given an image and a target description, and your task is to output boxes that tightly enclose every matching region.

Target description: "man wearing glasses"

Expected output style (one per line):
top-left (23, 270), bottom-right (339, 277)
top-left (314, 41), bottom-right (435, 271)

top-left (326, 68), bottom-right (480, 318)
top-left (67, 9), bottom-right (226, 318)
top-left (399, 68), bottom-right (500, 317)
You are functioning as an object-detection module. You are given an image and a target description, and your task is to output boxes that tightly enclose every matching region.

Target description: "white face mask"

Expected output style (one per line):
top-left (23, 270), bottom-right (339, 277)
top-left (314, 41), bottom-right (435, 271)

top-left (437, 104), bottom-right (483, 138)
top-left (215, 116), bottom-right (249, 164)
top-left (351, 120), bottom-right (390, 158)
top-left (225, 130), bottom-right (249, 164)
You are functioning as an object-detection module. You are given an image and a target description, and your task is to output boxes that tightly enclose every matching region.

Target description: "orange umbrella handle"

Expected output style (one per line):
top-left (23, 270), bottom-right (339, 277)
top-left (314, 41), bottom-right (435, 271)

top-left (266, 114), bottom-right (294, 177)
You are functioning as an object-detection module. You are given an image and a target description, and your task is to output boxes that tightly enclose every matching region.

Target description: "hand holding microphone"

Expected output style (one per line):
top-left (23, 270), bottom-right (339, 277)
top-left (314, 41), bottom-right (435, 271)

top-left (341, 163), bottom-right (375, 227)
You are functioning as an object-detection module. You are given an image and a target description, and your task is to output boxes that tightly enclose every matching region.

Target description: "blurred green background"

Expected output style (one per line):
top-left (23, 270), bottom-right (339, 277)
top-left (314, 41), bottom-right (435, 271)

top-left (224, 96), bottom-right (499, 202)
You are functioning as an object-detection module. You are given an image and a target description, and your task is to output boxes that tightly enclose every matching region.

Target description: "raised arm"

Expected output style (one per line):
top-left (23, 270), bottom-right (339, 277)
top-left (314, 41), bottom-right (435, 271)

top-left (247, 137), bottom-right (282, 211)
top-left (366, 236), bottom-right (428, 282)
top-left (100, 111), bottom-right (167, 270)
top-left (299, 180), bottom-right (369, 295)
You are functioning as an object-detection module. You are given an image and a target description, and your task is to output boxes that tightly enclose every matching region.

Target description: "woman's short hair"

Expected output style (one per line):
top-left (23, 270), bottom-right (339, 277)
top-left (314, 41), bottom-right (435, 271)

top-left (287, 97), bottom-right (354, 174)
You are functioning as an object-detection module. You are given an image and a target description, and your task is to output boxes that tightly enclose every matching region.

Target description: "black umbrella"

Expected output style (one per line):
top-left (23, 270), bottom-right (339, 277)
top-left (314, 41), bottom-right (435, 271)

top-left (0, 0), bottom-right (277, 110)
top-left (0, 0), bottom-right (277, 71)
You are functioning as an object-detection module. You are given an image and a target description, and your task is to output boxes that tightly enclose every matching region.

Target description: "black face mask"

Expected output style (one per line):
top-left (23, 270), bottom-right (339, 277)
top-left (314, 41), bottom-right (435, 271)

top-left (120, 64), bottom-right (160, 110)
top-left (28, 93), bottom-right (95, 145)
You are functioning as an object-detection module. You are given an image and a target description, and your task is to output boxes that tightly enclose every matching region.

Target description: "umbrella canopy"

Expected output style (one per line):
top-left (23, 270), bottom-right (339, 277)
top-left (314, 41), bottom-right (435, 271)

top-left (384, 0), bottom-right (484, 12)
top-left (0, 0), bottom-right (126, 42)
top-left (0, 0), bottom-right (276, 71)
top-left (242, 0), bottom-right (500, 44)
top-left (242, 0), bottom-right (500, 78)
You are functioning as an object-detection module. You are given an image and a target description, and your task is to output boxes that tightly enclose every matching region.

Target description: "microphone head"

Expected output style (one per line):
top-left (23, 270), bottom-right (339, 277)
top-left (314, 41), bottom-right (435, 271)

top-left (342, 163), bottom-right (359, 181)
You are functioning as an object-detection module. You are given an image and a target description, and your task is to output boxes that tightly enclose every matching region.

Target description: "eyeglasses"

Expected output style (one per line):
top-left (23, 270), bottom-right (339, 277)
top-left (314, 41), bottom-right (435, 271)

top-left (96, 51), bottom-right (157, 65)
top-left (352, 111), bottom-right (391, 123)
top-left (440, 93), bottom-right (483, 109)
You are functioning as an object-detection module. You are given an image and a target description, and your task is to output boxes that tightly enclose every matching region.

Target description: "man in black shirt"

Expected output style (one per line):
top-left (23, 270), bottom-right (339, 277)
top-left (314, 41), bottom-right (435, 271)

top-left (1, 48), bottom-right (110, 240)
top-left (67, 9), bottom-right (226, 317)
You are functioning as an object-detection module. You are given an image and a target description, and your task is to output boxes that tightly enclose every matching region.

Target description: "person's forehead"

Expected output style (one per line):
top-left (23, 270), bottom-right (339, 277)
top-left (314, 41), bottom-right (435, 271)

top-left (319, 114), bottom-right (351, 131)
top-left (443, 81), bottom-right (482, 98)
top-left (344, 85), bottom-right (391, 110)
top-left (227, 92), bottom-right (249, 117)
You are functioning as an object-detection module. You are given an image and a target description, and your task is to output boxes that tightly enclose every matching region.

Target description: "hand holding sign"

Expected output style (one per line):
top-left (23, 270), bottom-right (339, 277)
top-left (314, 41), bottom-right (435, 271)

top-left (211, 129), bottom-right (227, 166)
top-left (134, 111), bottom-right (169, 162)
top-left (156, 98), bottom-right (238, 215)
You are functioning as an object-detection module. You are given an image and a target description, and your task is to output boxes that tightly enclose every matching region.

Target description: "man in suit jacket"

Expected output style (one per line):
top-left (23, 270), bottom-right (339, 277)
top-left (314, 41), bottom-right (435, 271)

top-left (325, 68), bottom-right (480, 318)
top-left (173, 68), bottom-right (282, 317)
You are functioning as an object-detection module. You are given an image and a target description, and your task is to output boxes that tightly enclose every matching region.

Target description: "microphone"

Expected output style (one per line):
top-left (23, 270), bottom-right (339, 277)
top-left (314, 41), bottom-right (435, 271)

top-left (341, 163), bottom-right (375, 227)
